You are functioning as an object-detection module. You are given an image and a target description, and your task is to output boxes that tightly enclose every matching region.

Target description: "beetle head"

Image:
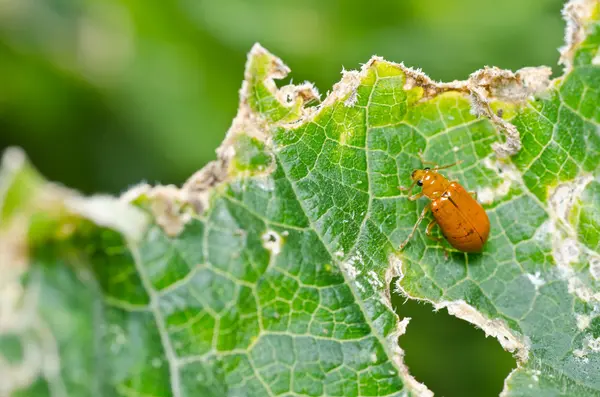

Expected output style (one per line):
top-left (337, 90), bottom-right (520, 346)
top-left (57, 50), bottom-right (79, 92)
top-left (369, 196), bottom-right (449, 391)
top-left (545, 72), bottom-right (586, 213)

top-left (407, 166), bottom-right (453, 199)
top-left (403, 161), bottom-right (460, 198)
top-left (410, 167), bottom-right (432, 186)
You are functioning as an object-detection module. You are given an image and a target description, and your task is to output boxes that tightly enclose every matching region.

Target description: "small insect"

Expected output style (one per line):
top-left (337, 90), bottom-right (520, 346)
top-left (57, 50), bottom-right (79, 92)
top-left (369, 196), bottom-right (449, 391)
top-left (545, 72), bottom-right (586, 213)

top-left (398, 160), bottom-right (490, 253)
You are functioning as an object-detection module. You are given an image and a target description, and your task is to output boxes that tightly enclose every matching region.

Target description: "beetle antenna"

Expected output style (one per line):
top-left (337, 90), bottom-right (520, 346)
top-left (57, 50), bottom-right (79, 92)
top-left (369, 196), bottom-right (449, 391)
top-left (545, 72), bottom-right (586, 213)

top-left (435, 160), bottom-right (463, 170)
top-left (417, 151), bottom-right (437, 166)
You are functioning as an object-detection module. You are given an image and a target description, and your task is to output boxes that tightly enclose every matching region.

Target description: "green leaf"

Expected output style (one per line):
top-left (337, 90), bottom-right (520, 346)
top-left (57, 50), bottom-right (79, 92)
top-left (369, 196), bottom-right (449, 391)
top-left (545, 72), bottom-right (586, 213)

top-left (1, 1), bottom-right (599, 396)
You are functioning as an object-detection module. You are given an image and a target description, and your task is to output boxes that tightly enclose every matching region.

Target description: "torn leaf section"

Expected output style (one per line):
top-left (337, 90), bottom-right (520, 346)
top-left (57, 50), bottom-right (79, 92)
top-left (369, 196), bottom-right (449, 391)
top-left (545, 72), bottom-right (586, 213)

top-left (229, 134), bottom-right (273, 175)
top-left (244, 44), bottom-right (319, 125)
top-left (467, 66), bottom-right (552, 158)
top-left (170, 45), bottom-right (315, 225)
top-left (559, 0), bottom-right (600, 71)
top-left (128, 184), bottom-right (192, 237)
top-left (435, 300), bottom-right (529, 362)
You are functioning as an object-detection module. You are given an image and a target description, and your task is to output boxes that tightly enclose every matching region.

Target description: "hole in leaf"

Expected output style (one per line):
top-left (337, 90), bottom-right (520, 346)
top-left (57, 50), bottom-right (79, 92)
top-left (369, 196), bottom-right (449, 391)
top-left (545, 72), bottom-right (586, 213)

top-left (393, 295), bottom-right (516, 397)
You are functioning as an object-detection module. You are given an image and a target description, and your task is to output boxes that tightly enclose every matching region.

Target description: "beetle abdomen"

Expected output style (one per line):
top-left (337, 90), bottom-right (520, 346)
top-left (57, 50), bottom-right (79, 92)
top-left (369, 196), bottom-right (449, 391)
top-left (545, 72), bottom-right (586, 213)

top-left (431, 183), bottom-right (490, 252)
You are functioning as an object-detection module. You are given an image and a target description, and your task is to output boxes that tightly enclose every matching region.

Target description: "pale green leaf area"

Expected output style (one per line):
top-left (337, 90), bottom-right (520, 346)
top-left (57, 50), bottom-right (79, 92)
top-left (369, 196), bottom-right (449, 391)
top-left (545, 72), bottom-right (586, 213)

top-left (1, 1), bottom-right (599, 396)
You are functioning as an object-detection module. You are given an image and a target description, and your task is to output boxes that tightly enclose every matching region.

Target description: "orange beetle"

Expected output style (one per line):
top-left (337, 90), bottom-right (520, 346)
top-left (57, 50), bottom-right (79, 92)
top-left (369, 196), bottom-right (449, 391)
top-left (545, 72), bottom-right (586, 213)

top-left (399, 160), bottom-right (490, 253)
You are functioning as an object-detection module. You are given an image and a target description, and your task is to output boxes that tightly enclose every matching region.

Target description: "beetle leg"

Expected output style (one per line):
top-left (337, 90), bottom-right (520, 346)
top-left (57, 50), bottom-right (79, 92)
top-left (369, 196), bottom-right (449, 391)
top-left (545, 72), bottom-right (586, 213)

top-left (425, 220), bottom-right (443, 242)
top-left (468, 190), bottom-right (478, 199)
top-left (398, 181), bottom-right (421, 199)
top-left (399, 204), bottom-right (430, 250)
top-left (408, 192), bottom-right (424, 201)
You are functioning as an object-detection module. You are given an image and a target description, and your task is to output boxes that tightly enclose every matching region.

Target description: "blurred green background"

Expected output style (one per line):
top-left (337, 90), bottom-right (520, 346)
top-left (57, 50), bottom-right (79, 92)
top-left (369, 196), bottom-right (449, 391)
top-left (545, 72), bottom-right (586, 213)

top-left (0, 0), bottom-right (566, 395)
